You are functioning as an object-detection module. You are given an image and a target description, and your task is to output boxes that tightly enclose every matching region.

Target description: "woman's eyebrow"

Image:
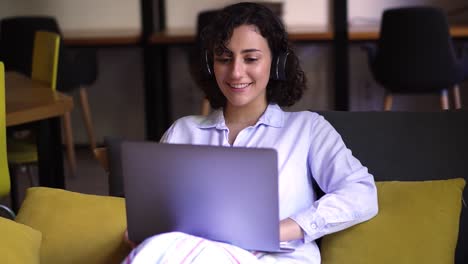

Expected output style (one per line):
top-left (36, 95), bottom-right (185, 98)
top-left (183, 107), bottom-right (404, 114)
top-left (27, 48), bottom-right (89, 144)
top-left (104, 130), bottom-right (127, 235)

top-left (241, 49), bottom-right (262, 54)
top-left (214, 48), bottom-right (262, 56)
top-left (215, 48), bottom-right (233, 56)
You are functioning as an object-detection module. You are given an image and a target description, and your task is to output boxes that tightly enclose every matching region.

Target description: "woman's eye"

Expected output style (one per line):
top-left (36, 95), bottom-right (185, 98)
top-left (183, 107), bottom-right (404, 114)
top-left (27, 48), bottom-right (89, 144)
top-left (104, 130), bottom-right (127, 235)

top-left (245, 58), bottom-right (258, 63)
top-left (215, 57), bottom-right (231, 64)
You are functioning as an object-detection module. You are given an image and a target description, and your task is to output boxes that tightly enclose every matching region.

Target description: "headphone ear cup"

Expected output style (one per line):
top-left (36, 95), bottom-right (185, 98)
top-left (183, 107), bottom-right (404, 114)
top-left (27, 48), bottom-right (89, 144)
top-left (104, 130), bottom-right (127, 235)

top-left (270, 52), bottom-right (289, 81)
top-left (204, 50), bottom-right (213, 77)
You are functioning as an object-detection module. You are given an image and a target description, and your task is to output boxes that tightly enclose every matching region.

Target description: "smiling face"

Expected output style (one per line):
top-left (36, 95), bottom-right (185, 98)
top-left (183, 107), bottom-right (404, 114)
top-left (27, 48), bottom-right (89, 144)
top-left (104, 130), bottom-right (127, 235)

top-left (213, 24), bottom-right (272, 112)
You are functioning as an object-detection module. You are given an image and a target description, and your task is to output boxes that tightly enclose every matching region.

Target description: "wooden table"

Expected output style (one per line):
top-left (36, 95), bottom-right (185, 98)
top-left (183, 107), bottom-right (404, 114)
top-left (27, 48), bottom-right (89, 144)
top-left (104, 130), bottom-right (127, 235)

top-left (348, 24), bottom-right (468, 41)
top-left (6, 72), bottom-right (74, 189)
top-left (62, 28), bottom-right (141, 46)
top-left (149, 24), bottom-right (468, 43)
top-left (148, 26), bottom-right (336, 44)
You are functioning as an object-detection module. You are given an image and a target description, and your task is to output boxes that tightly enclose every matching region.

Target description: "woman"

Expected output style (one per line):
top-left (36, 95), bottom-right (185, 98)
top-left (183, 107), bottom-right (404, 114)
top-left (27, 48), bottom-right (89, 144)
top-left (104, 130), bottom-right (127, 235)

top-left (124, 2), bottom-right (378, 263)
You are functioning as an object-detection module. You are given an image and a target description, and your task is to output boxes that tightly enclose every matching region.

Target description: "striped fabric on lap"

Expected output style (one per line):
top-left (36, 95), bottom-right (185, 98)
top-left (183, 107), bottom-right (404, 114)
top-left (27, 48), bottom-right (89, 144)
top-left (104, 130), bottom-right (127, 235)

top-left (122, 232), bottom-right (261, 264)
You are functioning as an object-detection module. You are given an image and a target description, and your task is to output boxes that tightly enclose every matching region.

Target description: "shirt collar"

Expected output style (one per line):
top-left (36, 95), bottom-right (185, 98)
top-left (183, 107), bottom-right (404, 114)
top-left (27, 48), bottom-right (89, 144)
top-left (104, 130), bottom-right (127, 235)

top-left (198, 104), bottom-right (284, 130)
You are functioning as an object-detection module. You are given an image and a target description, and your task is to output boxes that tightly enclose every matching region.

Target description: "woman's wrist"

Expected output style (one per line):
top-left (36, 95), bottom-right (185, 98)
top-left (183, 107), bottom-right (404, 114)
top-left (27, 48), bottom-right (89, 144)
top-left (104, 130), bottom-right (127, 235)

top-left (279, 218), bottom-right (304, 241)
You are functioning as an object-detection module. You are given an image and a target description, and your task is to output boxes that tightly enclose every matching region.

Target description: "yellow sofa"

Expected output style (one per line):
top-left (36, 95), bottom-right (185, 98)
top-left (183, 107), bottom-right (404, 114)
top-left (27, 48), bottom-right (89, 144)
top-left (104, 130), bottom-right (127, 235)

top-left (3, 187), bottom-right (130, 264)
top-left (2, 111), bottom-right (467, 264)
top-left (1, 177), bottom-right (465, 264)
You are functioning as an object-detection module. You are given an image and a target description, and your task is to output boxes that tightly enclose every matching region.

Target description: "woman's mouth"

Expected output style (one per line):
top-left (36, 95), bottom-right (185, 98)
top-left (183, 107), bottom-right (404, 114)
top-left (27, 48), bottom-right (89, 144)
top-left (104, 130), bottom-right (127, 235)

top-left (228, 83), bottom-right (252, 89)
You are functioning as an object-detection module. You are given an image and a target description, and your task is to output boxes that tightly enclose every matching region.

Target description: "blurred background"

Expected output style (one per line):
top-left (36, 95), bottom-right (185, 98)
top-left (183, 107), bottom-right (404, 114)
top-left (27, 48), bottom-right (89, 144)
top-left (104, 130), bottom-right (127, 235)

top-left (1, 0), bottom-right (467, 146)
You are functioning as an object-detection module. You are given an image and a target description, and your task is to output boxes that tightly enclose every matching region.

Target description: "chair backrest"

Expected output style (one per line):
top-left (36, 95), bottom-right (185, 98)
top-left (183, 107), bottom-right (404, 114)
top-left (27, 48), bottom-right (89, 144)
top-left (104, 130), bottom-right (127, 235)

top-left (0, 16), bottom-right (61, 76)
top-left (0, 62), bottom-right (11, 197)
top-left (372, 7), bottom-right (464, 93)
top-left (0, 16), bottom-right (97, 92)
top-left (31, 31), bottom-right (60, 90)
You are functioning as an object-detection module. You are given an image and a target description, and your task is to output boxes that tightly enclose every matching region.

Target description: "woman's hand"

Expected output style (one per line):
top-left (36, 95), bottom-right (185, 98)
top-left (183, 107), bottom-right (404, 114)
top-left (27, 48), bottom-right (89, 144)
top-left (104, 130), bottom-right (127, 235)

top-left (123, 229), bottom-right (138, 249)
top-left (279, 218), bottom-right (304, 242)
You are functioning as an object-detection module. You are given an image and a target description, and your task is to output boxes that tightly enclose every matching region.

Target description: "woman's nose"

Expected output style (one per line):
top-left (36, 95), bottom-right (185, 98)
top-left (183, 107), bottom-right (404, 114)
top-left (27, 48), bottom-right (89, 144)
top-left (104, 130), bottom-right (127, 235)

top-left (229, 58), bottom-right (244, 79)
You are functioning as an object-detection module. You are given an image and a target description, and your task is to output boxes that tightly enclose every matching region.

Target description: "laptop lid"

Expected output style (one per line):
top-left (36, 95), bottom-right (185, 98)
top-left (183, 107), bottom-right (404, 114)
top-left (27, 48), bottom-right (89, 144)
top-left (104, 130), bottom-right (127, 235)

top-left (121, 141), bottom-right (282, 252)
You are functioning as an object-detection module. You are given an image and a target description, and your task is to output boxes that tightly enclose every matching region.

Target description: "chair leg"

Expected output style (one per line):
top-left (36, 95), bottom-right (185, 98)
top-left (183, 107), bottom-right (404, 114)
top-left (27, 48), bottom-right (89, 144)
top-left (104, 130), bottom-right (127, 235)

top-left (79, 87), bottom-right (97, 150)
top-left (93, 147), bottom-right (109, 173)
top-left (383, 92), bottom-right (393, 111)
top-left (62, 112), bottom-right (77, 175)
top-left (453, 84), bottom-right (462, 109)
top-left (26, 165), bottom-right (36, 186)
top-left (440, 89), bottom-right (450, 110)
top-left (9, 166), bottom-right (19, 213)
top-left (201, 98), bottom-right (211, 116)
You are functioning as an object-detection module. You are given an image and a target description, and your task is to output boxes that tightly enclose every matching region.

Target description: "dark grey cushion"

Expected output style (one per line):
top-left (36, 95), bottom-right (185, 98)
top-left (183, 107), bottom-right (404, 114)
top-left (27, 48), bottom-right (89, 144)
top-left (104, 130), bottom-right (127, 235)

top-left (318, 110), bottom-right (467, 264)
top-left (104, 136), bottom-right (125, 198)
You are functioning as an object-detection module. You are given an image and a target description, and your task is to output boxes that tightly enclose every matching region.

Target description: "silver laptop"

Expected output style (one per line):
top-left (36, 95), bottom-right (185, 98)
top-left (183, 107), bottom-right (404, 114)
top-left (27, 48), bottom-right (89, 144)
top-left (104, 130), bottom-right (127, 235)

top-left (120, 141), bottom-right (294, 253)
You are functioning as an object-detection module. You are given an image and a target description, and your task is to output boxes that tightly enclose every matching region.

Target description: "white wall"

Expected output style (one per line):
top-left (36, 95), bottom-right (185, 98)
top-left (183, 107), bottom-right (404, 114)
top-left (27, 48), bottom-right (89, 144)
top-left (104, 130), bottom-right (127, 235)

top-left (348, 0), bottom-right (468, 25)
top-left (165, 0), bottom-right (330, 29)
top-left (0, 0), bottom-right (18, 19)
top-left (0, 0), bottom-right (141, 31)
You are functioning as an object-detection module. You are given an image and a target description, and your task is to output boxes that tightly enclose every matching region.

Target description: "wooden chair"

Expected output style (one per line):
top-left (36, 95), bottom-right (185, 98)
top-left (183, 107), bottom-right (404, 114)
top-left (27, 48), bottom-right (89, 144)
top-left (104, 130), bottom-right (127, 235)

top-left (93, 147), bottom-right (109, 173)
top-left (0, 16), bottom-right (99, 176)
top-left (6, 31), bottom-right (71, 184)
top-left (0, 62), bottom-right (15, 219)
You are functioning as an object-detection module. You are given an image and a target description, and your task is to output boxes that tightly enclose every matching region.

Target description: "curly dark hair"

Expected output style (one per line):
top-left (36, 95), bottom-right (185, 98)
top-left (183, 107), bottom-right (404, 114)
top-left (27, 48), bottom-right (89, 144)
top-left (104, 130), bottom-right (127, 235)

top-left (196, 2), bottom-right (307, 109)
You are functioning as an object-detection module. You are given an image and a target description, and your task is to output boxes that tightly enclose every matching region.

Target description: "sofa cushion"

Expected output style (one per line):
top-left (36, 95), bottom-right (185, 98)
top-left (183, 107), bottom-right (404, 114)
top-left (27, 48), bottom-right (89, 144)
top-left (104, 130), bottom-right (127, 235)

top-left (321, 178), bottom-right (465, 264)
top-left (0, 216), bottom-right (41, 264)
top-left (15, 187), bottom-right (130, 264)
top-left (318, 111), bottom-right (468, 264)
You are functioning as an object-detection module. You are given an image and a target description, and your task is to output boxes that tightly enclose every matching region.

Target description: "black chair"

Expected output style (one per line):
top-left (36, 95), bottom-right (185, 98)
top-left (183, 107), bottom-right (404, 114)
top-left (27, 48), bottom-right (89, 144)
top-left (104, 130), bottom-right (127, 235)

top-left (0, 16), bottom-right (98, 174)
top-left (363, 7), bottom-right (468, 110)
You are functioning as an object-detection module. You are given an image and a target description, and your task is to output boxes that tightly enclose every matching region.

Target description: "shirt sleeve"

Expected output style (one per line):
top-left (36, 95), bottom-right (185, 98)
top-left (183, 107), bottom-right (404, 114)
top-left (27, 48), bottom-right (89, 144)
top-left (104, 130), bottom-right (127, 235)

top-left (159, 118), bottom-right (182, 143)
top-left (159, 125), bottom-right (173, 143)
top-left (290, 115), bottom-right (379, 242)
top-left (159, 115), bottom-right (203, 144)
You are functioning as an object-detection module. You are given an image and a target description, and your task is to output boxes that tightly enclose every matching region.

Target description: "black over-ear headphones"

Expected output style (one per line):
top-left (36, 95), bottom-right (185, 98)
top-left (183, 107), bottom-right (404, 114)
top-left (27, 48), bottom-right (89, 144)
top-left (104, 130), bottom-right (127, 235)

top-left (203, 5), bottom-right (290, 81)
top-left (204, 50), bottom-right (289, 81)
top-left (270, 52), bottom-right (289, 81)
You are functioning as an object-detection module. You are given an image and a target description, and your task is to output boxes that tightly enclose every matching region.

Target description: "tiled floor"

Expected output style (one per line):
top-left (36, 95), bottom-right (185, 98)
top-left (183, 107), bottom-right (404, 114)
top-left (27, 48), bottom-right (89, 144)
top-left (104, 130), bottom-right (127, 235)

top-left (1, 147), bottom-right (108, 217)
top-left (64, 147), bottom-right (109, 195)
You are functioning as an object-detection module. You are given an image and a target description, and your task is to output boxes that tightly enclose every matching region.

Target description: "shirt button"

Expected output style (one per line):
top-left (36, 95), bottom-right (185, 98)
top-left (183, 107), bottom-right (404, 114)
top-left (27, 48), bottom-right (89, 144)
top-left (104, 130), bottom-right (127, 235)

top-left (310, 223), bottom-right (317, 229)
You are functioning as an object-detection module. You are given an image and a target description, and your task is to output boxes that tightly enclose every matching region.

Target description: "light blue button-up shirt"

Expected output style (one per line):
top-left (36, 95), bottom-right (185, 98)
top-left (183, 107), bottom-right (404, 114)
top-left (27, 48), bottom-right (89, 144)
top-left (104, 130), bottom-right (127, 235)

top-left (160, 104), bottom-right (378, 263)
